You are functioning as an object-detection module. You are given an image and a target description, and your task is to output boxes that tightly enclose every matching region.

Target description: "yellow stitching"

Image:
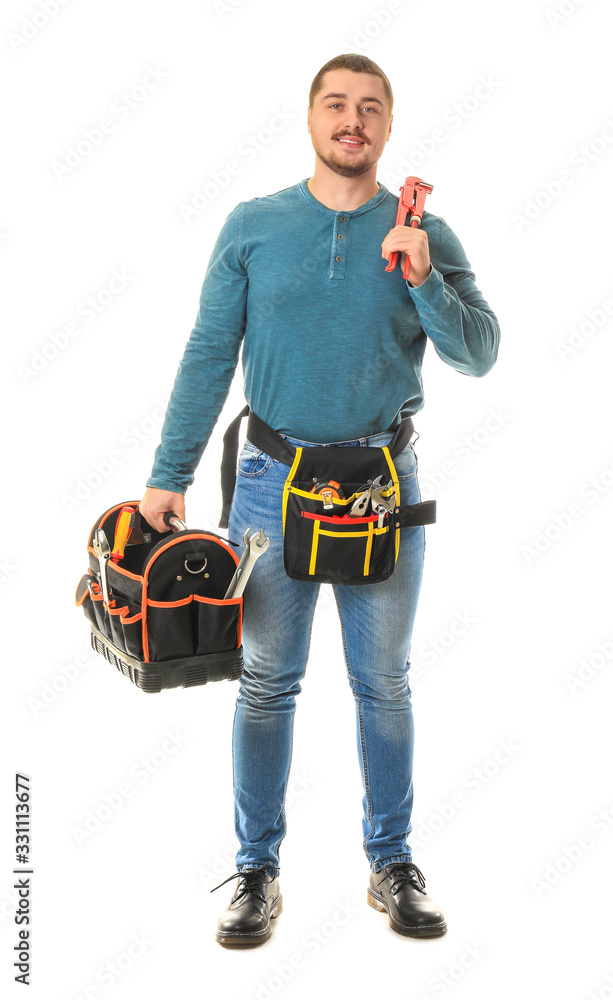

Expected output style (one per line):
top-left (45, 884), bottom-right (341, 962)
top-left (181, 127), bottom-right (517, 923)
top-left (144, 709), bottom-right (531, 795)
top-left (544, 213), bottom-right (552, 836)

top-left (282, 447), bottom-right (303, 532)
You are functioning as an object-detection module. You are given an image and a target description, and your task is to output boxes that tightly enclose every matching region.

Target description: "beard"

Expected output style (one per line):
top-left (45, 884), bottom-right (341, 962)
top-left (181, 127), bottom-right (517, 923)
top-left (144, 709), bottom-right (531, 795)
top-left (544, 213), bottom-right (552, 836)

top-left (312, 140), bottom-right (374, 178)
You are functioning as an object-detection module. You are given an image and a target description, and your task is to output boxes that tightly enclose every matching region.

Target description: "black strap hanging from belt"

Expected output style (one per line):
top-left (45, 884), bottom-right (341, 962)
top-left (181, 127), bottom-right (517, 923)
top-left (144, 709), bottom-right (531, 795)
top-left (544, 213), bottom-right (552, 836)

top-left (218, 406), bottom-right (421, 529)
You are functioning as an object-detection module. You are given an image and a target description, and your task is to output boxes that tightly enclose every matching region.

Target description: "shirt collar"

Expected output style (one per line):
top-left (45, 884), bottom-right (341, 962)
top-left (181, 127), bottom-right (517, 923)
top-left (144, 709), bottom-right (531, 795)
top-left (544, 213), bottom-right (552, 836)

top-left (298, 177), bottom-right (390, 217)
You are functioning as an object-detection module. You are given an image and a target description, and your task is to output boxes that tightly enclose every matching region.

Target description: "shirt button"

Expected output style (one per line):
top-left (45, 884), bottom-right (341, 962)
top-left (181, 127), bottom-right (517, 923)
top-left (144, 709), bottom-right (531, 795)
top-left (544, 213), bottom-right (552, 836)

top-left (340, 216), bottom-right (347, 222)
top-left (336, 255), bottom-right (343, 262)
top-left (337, 234), bottom-right (344, 240)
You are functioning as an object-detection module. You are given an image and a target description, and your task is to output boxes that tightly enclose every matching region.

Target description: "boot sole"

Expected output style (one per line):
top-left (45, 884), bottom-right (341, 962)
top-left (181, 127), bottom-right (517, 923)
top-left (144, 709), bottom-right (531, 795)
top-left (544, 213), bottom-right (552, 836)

top-left (367, 888), bottom-right (447, 938)
top-left (216, 895), bottom-right (283, 946)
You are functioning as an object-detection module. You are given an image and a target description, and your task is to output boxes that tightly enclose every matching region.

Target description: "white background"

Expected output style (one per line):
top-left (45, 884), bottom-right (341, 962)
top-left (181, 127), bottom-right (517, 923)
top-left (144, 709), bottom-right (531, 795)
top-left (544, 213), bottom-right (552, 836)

top-left (2, 0), bottom-right (613, 996)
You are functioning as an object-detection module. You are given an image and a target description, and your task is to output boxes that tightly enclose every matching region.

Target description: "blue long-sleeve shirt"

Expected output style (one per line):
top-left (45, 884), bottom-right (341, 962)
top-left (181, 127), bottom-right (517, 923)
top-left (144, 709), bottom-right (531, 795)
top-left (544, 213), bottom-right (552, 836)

top-left (147, 177), bottom-right (500, 493)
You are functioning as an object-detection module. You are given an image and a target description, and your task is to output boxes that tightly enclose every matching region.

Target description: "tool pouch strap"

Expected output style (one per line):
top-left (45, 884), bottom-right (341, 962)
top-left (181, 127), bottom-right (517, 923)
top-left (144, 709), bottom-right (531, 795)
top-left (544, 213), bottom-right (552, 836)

top-left (219, 404), bottom-right (435, 531)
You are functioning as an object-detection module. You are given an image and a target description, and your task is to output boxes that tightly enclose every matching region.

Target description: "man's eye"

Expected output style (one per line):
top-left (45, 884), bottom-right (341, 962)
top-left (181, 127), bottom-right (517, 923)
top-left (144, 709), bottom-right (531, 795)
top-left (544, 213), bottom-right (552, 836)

top-left (328, 104), bottom-right (376, 112)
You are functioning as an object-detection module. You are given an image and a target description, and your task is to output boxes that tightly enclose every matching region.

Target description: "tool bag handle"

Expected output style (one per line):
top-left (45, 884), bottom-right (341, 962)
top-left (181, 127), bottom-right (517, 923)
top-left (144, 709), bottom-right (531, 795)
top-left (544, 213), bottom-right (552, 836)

top-left (219, 405), bottom-right (416, 529)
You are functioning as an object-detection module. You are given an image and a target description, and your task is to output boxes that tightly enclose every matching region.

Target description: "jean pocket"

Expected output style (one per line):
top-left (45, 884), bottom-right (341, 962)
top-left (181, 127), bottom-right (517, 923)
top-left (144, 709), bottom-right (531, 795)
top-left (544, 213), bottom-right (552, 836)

top-left (237, 440), bottom-right (273, 478)
top-left (395, 441), bottom-right (418, 481)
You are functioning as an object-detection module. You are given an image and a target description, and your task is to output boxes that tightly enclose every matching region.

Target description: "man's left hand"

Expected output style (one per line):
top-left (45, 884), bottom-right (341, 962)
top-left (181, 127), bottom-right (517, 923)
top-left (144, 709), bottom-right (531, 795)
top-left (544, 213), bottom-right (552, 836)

top-left (381, 226), bottom-right (431, 286)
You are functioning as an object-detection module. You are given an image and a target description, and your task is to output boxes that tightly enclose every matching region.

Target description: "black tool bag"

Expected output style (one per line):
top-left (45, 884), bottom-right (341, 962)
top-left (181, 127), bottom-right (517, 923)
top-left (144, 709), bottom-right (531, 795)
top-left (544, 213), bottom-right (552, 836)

top-left (219, 406), bottom-right (436, 586)
top-left (75, 501), bottom-right (244, 693)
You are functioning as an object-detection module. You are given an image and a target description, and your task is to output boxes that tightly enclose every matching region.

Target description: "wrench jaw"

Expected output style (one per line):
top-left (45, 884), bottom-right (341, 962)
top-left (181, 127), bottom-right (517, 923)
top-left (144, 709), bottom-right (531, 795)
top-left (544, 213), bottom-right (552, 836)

top-left (223, 528), bottom-right (270, 600)
top-left (93, 529), bottom-right (112, 606)
top-left (348, 475), bottom-right (383, 517)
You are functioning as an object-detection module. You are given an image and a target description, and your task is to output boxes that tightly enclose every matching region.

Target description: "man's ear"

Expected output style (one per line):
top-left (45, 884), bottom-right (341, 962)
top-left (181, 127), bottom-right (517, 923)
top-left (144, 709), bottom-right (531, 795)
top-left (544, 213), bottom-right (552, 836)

top-left (307, 105), bottom-right (311, 135)
top-left (388, 113), bottom-right (393, 140)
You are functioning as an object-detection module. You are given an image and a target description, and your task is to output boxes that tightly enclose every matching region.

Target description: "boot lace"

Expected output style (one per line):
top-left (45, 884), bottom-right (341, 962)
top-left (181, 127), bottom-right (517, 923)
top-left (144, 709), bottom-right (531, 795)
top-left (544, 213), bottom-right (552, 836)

top-left (377, 862), bottom-right (427, 895)
top-left (209, 864), bottom-right (277, 904)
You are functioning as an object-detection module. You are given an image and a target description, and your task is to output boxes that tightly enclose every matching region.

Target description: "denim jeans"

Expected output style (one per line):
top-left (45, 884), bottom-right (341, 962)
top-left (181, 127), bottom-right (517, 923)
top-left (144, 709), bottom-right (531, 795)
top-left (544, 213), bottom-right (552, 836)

top-left (227, 426), bottom-right (426, 875)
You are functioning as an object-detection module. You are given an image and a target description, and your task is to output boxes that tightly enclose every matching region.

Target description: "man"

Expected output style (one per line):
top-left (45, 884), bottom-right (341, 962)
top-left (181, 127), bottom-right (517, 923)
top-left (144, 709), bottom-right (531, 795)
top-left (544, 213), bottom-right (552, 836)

top-left (140, 53), bottom-right (500, 945)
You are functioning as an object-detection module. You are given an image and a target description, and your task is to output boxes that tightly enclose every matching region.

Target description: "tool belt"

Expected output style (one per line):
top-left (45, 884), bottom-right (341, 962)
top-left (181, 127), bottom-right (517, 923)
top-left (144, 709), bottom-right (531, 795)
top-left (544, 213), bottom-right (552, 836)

top-left (75, 502), bottom-right (244, 693)
top-left (220, 406), bottom-right (436, 586)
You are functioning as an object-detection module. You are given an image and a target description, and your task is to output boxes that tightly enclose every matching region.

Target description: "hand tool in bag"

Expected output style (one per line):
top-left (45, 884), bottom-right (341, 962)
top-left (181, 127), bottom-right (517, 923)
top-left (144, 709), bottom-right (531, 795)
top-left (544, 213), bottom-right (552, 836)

top-left (349, 476), bottom-right (383, 517)
top-left (164, 514), bottom-right (270, 600)
top-left (371, 480), bottom-right (396, 527)
top-left (110, 505), bottom-right (135, 563)
top-left (77, 501), bottom-right (262, 693)
top-left (385, 176), bottom-right (434, 281)
top-left (218, 406), bottom-right (437, 587)
top-left (93, 529), bottom-right (112, 604)
top-left (223, 527), bottom-right (270, 599)
top-left (310, 479), bottom-right (345, 510)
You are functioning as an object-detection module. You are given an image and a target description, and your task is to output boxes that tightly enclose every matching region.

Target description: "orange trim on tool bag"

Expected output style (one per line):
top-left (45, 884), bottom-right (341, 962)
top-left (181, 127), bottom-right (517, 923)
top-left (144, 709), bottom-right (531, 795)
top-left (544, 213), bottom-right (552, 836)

top-left (107, 603), bottom-right (142, 624)
top-left (87, 546), bottom-right (144, 583)
top-left (141, 532), bottom-right (241, 663)
top-left (193, 594), bottom-right (242, 606)
top-left (88, 500), bottom-right (140, 547)
top-left (147, 595), bottom-right (194, 609)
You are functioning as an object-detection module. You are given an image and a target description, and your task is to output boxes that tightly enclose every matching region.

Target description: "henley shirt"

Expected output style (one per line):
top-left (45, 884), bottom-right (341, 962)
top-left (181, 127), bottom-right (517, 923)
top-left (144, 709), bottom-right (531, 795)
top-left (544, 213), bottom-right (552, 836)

top-left (147, 177), bottom-right (500, 493)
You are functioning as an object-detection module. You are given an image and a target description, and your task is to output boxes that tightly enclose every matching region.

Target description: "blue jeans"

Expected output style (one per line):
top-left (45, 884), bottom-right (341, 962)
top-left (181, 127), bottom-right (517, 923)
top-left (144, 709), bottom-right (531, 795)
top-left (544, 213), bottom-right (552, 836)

top-left (227, 427), bottom-right (426, 875)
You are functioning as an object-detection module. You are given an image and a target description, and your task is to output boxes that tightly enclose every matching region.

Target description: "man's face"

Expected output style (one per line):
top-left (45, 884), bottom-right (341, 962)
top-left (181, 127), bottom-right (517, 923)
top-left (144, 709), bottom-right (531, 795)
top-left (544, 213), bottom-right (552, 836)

top-left (307, 69), bottom-right (392, 179)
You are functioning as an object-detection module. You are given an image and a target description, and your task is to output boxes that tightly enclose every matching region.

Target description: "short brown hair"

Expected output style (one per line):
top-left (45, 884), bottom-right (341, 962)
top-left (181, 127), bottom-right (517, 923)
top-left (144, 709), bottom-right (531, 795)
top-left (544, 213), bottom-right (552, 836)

top-left (309, 53), bottom-right (393, 118)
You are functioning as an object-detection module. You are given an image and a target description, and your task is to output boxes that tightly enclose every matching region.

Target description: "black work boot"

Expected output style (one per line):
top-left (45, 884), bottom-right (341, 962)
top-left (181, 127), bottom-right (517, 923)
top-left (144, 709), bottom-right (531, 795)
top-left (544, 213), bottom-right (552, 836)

top-left (367, 861), bottom-right (447, 937)
top-left (211, 864), bottom-right (283, 946)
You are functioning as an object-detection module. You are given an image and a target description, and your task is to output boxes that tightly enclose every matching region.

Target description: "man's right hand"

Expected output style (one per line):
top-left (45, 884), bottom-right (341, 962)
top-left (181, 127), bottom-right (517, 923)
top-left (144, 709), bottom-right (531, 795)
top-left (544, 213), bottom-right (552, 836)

top-left (138, 487), bottom-right (185, 534)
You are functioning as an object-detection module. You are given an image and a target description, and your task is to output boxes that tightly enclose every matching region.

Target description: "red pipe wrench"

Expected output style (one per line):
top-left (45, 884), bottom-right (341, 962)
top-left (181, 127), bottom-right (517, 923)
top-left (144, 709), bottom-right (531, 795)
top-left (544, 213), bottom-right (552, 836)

top-left (385, 176), bottom-right (434, 280)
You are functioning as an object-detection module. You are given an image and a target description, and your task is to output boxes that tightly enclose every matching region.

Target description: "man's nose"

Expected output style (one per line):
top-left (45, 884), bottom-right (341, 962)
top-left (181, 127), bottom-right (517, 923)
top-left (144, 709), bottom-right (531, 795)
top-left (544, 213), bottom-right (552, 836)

top-left (344, 110), bottom-right (365, 130)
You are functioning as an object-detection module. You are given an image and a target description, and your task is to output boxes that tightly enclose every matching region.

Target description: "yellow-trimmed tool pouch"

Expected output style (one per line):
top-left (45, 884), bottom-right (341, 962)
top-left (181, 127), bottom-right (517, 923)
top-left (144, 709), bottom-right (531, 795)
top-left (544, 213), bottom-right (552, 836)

top-left (220, 406), bottom-right (436, 586)
top-left (75, 501), bottom-right (244, 693)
